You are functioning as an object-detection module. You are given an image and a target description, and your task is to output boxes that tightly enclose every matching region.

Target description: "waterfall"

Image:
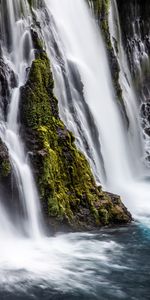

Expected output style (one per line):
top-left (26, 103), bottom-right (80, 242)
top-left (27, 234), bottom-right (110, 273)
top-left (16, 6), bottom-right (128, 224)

top-left (39, 0), bottom-right (132, 185)
top-left (0, 1), bottom-right (150, 297)
top-left (109, 0), bottom-right (144, 172)
top-left (33, 0), bottom-right (150, 217)
top-left (0, 0), bottom-right (41, 238)
top-left (34, 1), bottom-right (105, 183)
top-left (39, 1), bottom-right (132, 192)
top-left (0, 0), bottom-right (149, 232)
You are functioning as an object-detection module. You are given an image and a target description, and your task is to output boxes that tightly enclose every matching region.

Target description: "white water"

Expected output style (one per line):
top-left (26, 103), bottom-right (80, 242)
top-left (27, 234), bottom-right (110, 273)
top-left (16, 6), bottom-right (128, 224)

top-left (38, 0), bottom-right (150, 216)
top-left (0, 0), bottom-right (150, 295)
top-left (107, 0), bottom-right (150, 214)
top-left (43, 0), bottom-right (133, 186)
top-left (108, 0), bottom-right (144, 170)
top-left (0, 0), bottom-right (41, 238)
top-left (0, 231), bottom-right (124, 296)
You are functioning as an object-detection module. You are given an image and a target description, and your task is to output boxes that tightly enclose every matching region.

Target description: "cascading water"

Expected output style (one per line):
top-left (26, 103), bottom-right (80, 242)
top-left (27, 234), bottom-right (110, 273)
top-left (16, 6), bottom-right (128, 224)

top-left (35, 0), bottom-right (150, 216)
top-left (116, 0), bottom-right (150, 167)
top-left (40, 0), bottom-right (133, 187)
top-left (107, 0), bottom-right (150, 216)
top-left (33, 1), bottom-right (105, 183)
top-left (0, 0), bottom-right (41, 237)
top-left (108, 0), bottom-right (144, 169)
top-left (0, 1), bottom-right (150, 299)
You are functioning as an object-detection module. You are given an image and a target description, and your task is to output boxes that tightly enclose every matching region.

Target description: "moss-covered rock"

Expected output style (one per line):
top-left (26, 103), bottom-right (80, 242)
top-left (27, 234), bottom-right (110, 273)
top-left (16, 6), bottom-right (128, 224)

top-left (19, 34), bottom-right (132, 231)
top-left (0, 138), bottom-right (11, 179)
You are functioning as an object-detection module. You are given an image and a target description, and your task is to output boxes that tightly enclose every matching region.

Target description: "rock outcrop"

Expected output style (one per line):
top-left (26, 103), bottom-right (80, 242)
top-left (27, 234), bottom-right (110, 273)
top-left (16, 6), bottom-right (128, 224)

top-left (19, 32), bottom-right (132, 231)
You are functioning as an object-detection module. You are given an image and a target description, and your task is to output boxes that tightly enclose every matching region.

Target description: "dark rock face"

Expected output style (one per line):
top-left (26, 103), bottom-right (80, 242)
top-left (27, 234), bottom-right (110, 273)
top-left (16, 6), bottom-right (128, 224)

top-left (0, 58), bottom-right (20, 215)
top-left (116, 0), bottom-right (150, 96)
top-left (0, 138), bottom-right (22, 220)
top-left (117, 0), bottom-right (150, 79)
top-left (0, 58), bottom-right (17, 118)
top-left (19, 32), bottom-right (132, 231)
top-left (116, 0), bottom-right (150, 163)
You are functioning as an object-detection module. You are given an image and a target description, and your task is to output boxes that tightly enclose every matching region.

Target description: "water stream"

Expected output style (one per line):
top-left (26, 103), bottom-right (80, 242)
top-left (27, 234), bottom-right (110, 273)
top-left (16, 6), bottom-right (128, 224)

top-left (41, 0), bottom-right (150, 216)
top-left (0, 0), bottom-right (41, 237)
top-left (0, 0), bottom-right (150, 299)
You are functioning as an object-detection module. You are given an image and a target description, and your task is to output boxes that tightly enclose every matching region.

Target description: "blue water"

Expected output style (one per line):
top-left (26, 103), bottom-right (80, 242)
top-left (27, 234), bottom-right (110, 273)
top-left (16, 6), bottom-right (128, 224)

top-left (0, 222), bottom-right (150, 300)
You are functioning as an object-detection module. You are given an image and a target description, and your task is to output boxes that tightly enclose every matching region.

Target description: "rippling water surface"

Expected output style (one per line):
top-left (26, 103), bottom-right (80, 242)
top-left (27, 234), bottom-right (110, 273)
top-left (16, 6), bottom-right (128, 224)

top-left (0, 220), bottom-right (150, 300)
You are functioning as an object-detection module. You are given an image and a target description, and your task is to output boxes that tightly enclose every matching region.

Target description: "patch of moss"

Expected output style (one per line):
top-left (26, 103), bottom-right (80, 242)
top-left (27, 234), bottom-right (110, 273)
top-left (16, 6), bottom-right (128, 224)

top-left (0, 139), bottom-right (11, 178)
top-left (99, 208), bottom-right (109, 225)
top-left (1, 160), bottom-right (11, 177)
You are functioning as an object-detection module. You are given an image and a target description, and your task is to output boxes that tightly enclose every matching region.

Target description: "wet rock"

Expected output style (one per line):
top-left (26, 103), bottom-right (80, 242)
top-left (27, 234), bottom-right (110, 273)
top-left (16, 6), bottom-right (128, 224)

top-left (19, 40), bottom-right (132, 231)
top-left (0, 138), bottom-right (22, 219)
top-left (0, 138), bottom-right (11, 179)
top-left (0, 58), bottom-right (17, 118)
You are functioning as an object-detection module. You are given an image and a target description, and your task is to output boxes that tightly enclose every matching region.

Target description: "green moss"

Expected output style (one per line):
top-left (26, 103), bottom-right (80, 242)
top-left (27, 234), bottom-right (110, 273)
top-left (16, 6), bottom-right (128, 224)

top-left (36, 118), bottom-right (100, 223)
top-left (0, 139), bottom-right (11, 179)
top-left (0, 160), bottom-right (11, 177)
top-left (21, 56), bottom-right (53, 128)
top-left (99, 208), bottom-right (109, 225)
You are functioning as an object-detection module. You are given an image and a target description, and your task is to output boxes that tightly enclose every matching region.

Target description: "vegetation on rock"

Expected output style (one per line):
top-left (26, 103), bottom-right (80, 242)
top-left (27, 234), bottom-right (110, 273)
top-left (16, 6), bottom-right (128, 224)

top-left (0, 139), bottom-right (11, 179)
top-left (19, 30), bottom-right (132, 230)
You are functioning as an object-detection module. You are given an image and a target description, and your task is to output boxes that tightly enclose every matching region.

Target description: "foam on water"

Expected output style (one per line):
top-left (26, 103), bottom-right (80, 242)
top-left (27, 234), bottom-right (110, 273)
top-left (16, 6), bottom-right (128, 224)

top-left (0, 1), bottom-right (150, 297)
top-left (0, 233), bottom-right (122, 295)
